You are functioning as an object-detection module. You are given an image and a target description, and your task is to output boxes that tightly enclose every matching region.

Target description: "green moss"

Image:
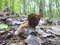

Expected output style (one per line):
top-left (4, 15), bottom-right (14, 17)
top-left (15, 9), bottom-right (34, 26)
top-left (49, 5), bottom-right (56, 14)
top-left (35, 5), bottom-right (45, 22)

top-left (0, 24), bottom-right (8, 29)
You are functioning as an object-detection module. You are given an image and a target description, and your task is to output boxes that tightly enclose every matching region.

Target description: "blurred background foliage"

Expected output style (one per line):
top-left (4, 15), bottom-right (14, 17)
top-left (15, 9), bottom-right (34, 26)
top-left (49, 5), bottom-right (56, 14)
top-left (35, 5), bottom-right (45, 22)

top-left (0, 0), bottom-right (60, 18)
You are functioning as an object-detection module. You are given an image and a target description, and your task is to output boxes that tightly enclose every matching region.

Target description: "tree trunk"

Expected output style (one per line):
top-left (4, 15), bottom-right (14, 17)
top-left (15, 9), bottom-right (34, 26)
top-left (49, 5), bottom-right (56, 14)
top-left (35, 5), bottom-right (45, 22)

top-left (39, 0), bottom-right (44, 17)
top-left (49, 0), bottom-right (53, 18)
top-left (23, 0), bottom-right (26, 15)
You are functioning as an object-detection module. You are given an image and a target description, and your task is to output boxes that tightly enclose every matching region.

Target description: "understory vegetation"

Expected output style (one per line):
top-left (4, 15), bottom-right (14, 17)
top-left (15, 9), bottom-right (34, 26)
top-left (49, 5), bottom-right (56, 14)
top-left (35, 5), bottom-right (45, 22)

top-left (0, 0), bottom-right (60, 18)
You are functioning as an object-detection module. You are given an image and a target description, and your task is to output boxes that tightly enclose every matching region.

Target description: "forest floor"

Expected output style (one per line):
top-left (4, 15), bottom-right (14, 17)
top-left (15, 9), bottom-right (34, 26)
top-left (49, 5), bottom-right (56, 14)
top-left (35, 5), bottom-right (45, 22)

top-left (0, 11), bottom-right (60, 45)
